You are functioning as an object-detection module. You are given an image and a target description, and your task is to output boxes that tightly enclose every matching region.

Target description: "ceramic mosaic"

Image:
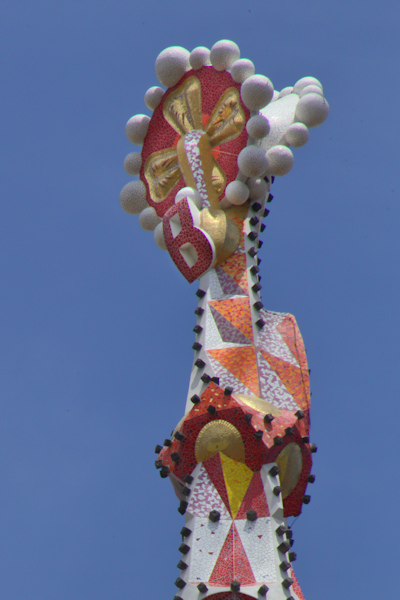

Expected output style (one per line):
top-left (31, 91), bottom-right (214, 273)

top-left (122, 39), bottom-right (329, 600)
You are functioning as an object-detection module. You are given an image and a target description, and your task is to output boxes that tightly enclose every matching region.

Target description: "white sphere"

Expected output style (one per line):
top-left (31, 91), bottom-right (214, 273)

top-left (293, 76), bottom-right (323, 95)
top-left (279, 86), bottom-right (293, 98)
top-left (246, 114), bottom-right (270, 140)
top-left (295, 93), bottom-right (329, 128)
top-left (155, 46), bottom-right (190, 88)
top-left (175, 186), bottom-right (202, 209)
top-left (120, 180), bottom-right (148, 214)
top-left (237, 146), bottom-right (268, 178)
top-left (125, 114), bottom-right (150, 145)
top-left (230, 59), bottom-right (255, 83)
top-left (144, 86), bottom-right (164, 111)
top-left (240, 75), bottom-right (274, 111)
top-left (285, 123), bottom-right (309, 147)
top-left (154, 222), bottom-right (168, 251)
top-left (190, 47), bottom-right (211, 70)
top-left (139, 206), bottom-right (161, 231)
top-left (225, 180), bottom-right (249, 205)
top-left (210, 40), bottom-right (240, 71)
top-left (266, 146), bottom-right (294, 176)
top-left (247, 178), bottom-right (268, 201)
top-left (299, 85), bottom-right (324, 98)
top-left (123, 152), bottom-right (142, 176)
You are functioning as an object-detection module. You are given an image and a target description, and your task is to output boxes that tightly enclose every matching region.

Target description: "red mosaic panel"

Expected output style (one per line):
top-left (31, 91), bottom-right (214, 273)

top-left (209, 525), bottom-right (234, 585)
top-left (235, 472), bottom-right (270, 519)
top-left (140, 67), bottom-right (250, 217)
top-left (232, 522), bottom-right (256, 585)
top-left (220, 252), bottom-right (248, 293)
top-left (204, 453), bottom-right (232, 517)
top-left (163, 197), bottom-right (214, 283)
top-left (290, 568), bottom-right (305, 600)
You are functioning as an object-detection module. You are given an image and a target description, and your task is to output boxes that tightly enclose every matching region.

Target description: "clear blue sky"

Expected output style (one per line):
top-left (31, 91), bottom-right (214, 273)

top-left (0, 1), bottom-right (398, 598)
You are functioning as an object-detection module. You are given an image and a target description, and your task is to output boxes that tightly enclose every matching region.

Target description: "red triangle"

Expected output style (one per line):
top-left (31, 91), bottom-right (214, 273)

top-left (204, 454), bottom-right (232, 517)
top-left (209, 527), bottom-right (234, 585)
top-left (235, 472), bottom-right (270, 519)
top-left (232, 522), bottom-right (256, 585)
top-left (277, 315), bottom-right (310, 379)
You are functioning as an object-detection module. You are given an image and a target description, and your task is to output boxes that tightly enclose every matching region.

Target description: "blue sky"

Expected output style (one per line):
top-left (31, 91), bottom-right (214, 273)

top-left (0, 1), bottom-right (399, 598)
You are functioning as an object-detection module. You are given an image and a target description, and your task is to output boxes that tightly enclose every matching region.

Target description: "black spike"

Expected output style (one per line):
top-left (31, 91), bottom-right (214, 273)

top-left (252, 283), bottom-right (262, 293)
top-left (193, 324), bottom-right (203, 334)
top-left (177, 560), bottom-right (188, 570)
top-left (207, 405), bottom-right (216, 415)
top-left (256, 318), bottom-right (265, 329)
top-left (181, 487), bottom-right (191, 497)
top-left (260, 223), bottom-right (266, 231)
top-left (269, 465), bottom-right (280, 477)
top-left (192, 342), bottom-right (202, 351)
top-left (179, 542), bottom-right (190, 554)
top-left (244, 413), bottom-right (252, 423)
top-left (155, 460), bottom-right (163, 469)
top-left (273, 486), bottom-right (282, 496)
top-left (248, 231), bottom-right (258, 241)
top-left (194, 307), bottom-right (204, 316)
top-left (174, 578), bottom-right (186, 589)
top-left (201, 373), bottom-right (211, 383)
top-left (174, 431), bottom-right (185, 442)
top-left (196, 289), bottom-right (206, 298)
top-left (184, 474), bottom-right (193, 485)
top-left (180, 526), bottom-right (191, 537)
top-left (251, 202), bottom-right (262, 212)
top-left (258, 585), bottom-right (269, 596)
top-left (295, 409), bottom-right (304, 419)
top-left (289, 552), bottom-right (297, 562)
top-left (310, 443), bottom-right (318, 453)
top-left (249, 216), bottom-right (259, 226)
top-left (164, 439), bottom-right (172, 447)
top-left (155, 444), bottom-right (163, 453)
top-left (278, 541), bottom-right (291, 553)
top-left (195, 358), bottom-right (205, 369)
top-left (264, 413), bottom-right (274, 423)
top-left (209, 510), bottom-right (220, 522)
top-left (178, 501), bottom-right (188, 515)
top-left (276, 524), bottom-right (288, 536)
top-left (280, 561), bottom-right (291, 572)
top-left (307, 474), bottom-right (316, 483)
top-left (253, 300), bottom-right (263, 311)
top-left (224, 386), bottom-right (233, 396)
top-left (302, 495), bottom-right (311, 504)
top-left (231, 581), bottom-right (241, 592)
top-left (282, 578), bottom-right (294, 590)
top-left (248, 247), bottom-right (258, 257)
top-left (171, 453), bottom-right (180, 464)
top-left (254, 430), bottom-right (263, 440)
top-left (197, 583), bottom-right (208, 594)
top-left (250, 265), bottom-right (260, 275)
top-left (190, 394), bottom-right (201, 404)
top-left (246, 510), bottom-right (257, 522)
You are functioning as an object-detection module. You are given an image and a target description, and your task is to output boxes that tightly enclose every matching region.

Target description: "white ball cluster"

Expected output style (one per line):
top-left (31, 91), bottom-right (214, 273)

top-left (120, 181), bottom-right (148, 214)
top-left (293, 76), bottom-right (323, 95)
top-left (246, 114), bottom-right (270, 140)
top-left (238, 146), bottom-right (268, 178)
top-left (125, 114), bottom-right (150, 145)
top-left (154, 222), bottom-right (167, 251)
top-left (210, 40), bottom-right (240, 71)
top-left (266, 146), bottom-right (294, 176)
top-left (295, 93), bottom-right (329, 128)
top-left (241, 75), bottom-right (274, 111)
top-left (285, 123), bottom-right (309, 147)
top-left (247, 178), bottom-right (268, 202)
top-left (299, 85), bottom-right (323, 98)
top-left (279, 87), bottom-right (293, 98)
top-left (155, 46), bottom-right (190, 88)
top-left (123, 152), bottom-right (142, 176)
top-left (175, 186), bottom-right (202, 209)
top-left (225, 181), bottom-right (249, 205)
top-left (190, 47), bottom-right (211, 70)
top-left (139, 207), bottom-right (161, 231)
top-left (144, 86), bottom-right (164, 111)
top-left (231, 59), bottom-right (255, 83)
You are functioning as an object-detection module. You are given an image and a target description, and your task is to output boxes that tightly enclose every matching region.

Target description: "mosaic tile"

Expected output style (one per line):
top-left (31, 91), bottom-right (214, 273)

top-left (207, 355), bottom-right (256, 397)
top-left (220, 454), bottom-right (253, 519)
top-left (257, 352), bottom-right (298, 410)
top-left (209, 525), bottom-right (234, 585)
top-left (258, 311), bottom-right (299, 367)
top-left (215, 266), bottom-right (247, 297)
top-left (188, 517), bottom-right (232, 583)
top-left (290, 568), bottom-right (305, 600)
top-left (208, 347), bottom-right (260, 397)
top-left (235, 472), bottom-right (270, 519)
top-left (235, 517), bottom-right (277, 583)
top-left (232, 522), bottom-right (256, 585)
top-left (204, 454), bottom-right (231, 516)
top-left (261, 350), bottom-right (309, 414)
top-left (187, 463), bottom-right (231, 519)
top-left (210, 306), bottom-right (251, 346)
top-left (209, 297), bottom-right (253, 341)
top-left (219, 251), bottom-right (248, 292)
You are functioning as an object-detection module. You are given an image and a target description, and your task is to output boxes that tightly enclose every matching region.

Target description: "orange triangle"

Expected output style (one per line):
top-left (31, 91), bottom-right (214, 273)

top-left (209, 297), bottom-right (253, 341)
top-left (220, 252), bottom-right (247, 292)
top-left (277, 315), bottom-right (309, 376)
top-left (260, 349), bottom-right (309, 412)
top-left (208, 347), bottom-right (259, 396)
